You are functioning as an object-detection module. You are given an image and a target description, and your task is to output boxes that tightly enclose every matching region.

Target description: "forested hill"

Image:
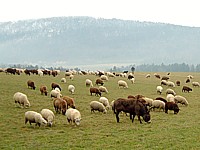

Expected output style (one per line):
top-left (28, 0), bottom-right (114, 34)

top-left (0, 16), bottom-right (200, 69)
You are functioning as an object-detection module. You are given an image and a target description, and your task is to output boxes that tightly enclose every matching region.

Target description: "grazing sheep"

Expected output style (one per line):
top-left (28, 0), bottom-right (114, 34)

top-left (161, 76), bottom-right (169, 81)
top-left (90, 101), bottom-right (107, 113)
top-left (99, 86), bottom-right (108, 93)
top-left (14, 92), bottom-right (30, 108)
top-left (61, 78), bottom-right (67, 83)
top-left (66, 108), bottom-right (81, 126)
top-left (68, 85), bottom-right (75, 94)
top-left (90, 87), bottom-right (101, 96)
top-left (95, 79), bottom-right (104, 85)
top-left (50, 89), bottom-right (62, 98)
top-left (154, 73), bottom-right (161, 79)
top-left (182, 86), bottom-right (192, 93)
top-left (118, 80), bottom-right (128, 88)
top-left (85, 79), bottom-right (93, 87)
top-left (65, 71), bottom-right (72, 77)
top-left (145, 74), bottom-right (151, 78)
top-left (51, 82), bottom-right (62, 91)
top-left (40, 85), bottom-right (48, 96)
top-left (151, 100), bottom-right (165, 111)
top-left (69, 74), bottom-right (74, 80)
top-left (156, 86), bottom-right (163, 95)
top-left (187, 75), bottom-right (194, 79)
top-left (99, 97), bottom-right (110, 109)
top-left (174, 95), bottom-right (189, 106)
top-left (143, 97), bottom-right (153, 106)
top-left (107, 72), bottom-right (115, 77)
top-left (27, 80), bottom-right (36, 90)
top-left (167, 81), bottom-right (175, 87)
top-left (166, 88), bottom-right (176, 96)
top-left (192, 82), bottom-right (200, 87)
top-left (62, 96), bottom-right (76, 109)
top-left (166, 94), bottom-right (175, 102)
top-left (161, 80), bottom-right (168, 86)
top-left (40, 109), bottom-right (55, 127)
top-left (165, 102), bottom-right (180, 114)
top-left (53, 98), bottom-right (67, 115)
top-left (185, 78), bottom-right (190, 83)
top-left (25, 111), bottom-right (47, 127)
top-left (176, 80), bottom-right (181, 86)
top-left (101, 75), bottom-right (109, 81)
top-left (130, 78), bottom-right (135, 84)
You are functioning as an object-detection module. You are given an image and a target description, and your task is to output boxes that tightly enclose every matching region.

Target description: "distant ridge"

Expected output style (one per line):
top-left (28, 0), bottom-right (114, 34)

top-left (0, 16), bottom-right (200, 70)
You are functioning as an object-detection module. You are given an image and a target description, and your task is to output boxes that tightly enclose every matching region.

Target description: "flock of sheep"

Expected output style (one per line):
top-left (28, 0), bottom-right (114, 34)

top-left (11, 69), bottom-right (199, 128)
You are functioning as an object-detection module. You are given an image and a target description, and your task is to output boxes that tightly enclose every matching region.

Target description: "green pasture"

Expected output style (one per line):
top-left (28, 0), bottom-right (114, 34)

top-left (0, 71), bottom-right (200, 150)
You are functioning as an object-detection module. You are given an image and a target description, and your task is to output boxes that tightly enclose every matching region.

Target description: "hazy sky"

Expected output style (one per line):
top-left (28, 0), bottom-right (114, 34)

top-left (0, 0), bottom-right (199, 27)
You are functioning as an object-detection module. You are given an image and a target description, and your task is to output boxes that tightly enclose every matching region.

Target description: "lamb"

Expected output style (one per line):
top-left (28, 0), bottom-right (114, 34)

top-left (65, 108), bottom-right (81, 126)
top-left (166, 88), bottom-right (176, 96)
top-left (90, 101), bottom-right (107, 113)
top-left (62, 96), bottom-right (76, 109)
top-left (176, 80), bottom-right (181, 86)
top-left (27, 80), bottom-right (36, 90)
top-left (51, 82), bottom-right (62, 91)
top-left (130, 78), bottom-right (135, 84)
top-left (85, 79), bottom-right (93, 87)
top-left (90, 87), bottom-right (101, 96)
top-left (25, 111), bottom-right (47, 127)
top-left (40, 85), bottom-right (48, 96)
top-left (118, 80), bottom-right (128, 88)
top-left (174, 95), bottom-right (189, 106)
top-left (50, 89), bottom-right (62, 98)
top-left (99, 86), bottom-right (108, 93)
top-left (40, 109), bottom-right (55, 127)
top-left (192, 81), bottom-right (200, 87)
top-left (53, 98), bottom-right (67, 115)
top-left (166, 94), bottom-right (175, 102)
top-left (156, 86), bottom-right (163, 95)
top-left (61, 78), bottom-right (67, 83)
top-left (151, 100), bottom-right (165, 111)
top-left (68, 85), bottom-right (75, 94)
top-left (99, 97), bottom-right (110, 109)
top-left (14, 92), bottom-right (30, 108)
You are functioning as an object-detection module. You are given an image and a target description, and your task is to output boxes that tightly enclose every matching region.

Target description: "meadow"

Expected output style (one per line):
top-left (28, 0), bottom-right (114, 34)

top-left (0, 71), bottom-right (200, 150)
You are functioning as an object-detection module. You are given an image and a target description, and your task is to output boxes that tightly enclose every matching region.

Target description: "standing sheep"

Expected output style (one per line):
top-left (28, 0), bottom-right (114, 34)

top-left (65, 108), bottom-right (81, 126)
top-left (90, 101), bottom-right (107, 113)
top-left (99, 97), bottom-right (110, 109)
top-left (90, 87), bottom-right (101, 96)
top-left (156, 86), bottom-right (163, 95)
top-left (99, 86), bottom-right (109, 93)
top-left (166, 94), bottom-right (175, 102)
top-left (174, 95), bottom-right (189, 106)
top-left (14, 92), bottom-right (30, 108)
top-left (151, 100), bottom-right (165, 111)
top-left (85, 79), bottom-right (93, 87)
top-left (51, 82), bottom-right (62, 91)
top-left (101, 75), bottom-right (109, 81)
top-left (118, 80), bottom-right (128, 88)
top-left (25, 111), bottom-right (47, 127)
top-left (95, 79), bottom-right (104, 85)
top-left (40, 85), bottom-right (48, 96)
top-left (68, 85), bottom-right (75, 94)
top-left (50, 89), bottom-right (62, 98)
top-left (192, 82), bottom-right (200, 87)
top-left (40, 109), bottom-right (55, 127)
top-left (61, 78), bottom-right (67, 83)
top-left (53, 98), bottom-right (67, 115)
top-left (166, 88), bottom-right (176, 96)
top-left (27, 80), bottom-right (36, 90)
top-left (63, 96), bottom-right (76, 109)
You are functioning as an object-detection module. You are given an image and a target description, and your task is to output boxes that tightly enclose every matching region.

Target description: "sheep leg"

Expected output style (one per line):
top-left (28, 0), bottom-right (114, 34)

top-left (132, 114), bottom-right (136, 123)
top-left (116, 112), bottom-right (120, 123)
top-left (137, 115), bottom-right (142, 124)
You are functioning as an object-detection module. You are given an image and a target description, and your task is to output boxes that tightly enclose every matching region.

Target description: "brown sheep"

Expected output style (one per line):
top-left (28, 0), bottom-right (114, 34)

top-left (182, 86), bottom-right (192, 93)
top-left (27, 80), bottom-right (36, 90)
top-left (40, 85), bottom-right (48, 96)
top-left (53, 98), bottom-right (67, 115)
top-left (90, 87), bottom-right (101, 96)
top-left (62, 96), bottom-right (76, 109)
top-left (95, 79), bottom-right (104, 85)
top-left (176, 80), bottom-right (181, 86)
top-left (51, 82), bottom-right (62, 91)
top-left (165, 102), bottom-right (179, 114)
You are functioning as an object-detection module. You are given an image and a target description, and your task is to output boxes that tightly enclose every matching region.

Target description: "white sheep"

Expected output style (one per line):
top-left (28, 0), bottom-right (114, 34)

top-left (65, 108), bottom-right (81, 126)
top-left (107, 72), bottom-right (115, 77)
top-left (68, 85), bottom-right (75, 94)
top-left (99, 86), bottom-right (108, 93)
top-left (61, 78), bottom-right (66, 83)
top-left (167, 81), bottom-right (175, 87)
top-left (130, 78), bottom-right (135, 84)
top-left (99, 97), bottom-right (110, 109)
top-left (151, 100), bottom-right (165, 111)
top-left (156, 86), bottom-right (163, 94)
top-left (25, 111), bottom-right (47, 127)
top-left (143, 97), bottom-right (153, 106)
top-left (50, 89), bottom-right (62, 98)
top-left (69, 74), bottom-right (74, 80)
top-left (118, 80), bottom-right (128, 88)
top-left (13, 92), bottom-right (30, 108)
top-left (101, 75), bottom-right (109, 81)
top-left (40, 109), bottom-right (55, 127)
top-left (166, 88), bottom-right (176, 96)
top-left (174, 95), bottom-right (189, 106)
top-left (166, 94), bottom-right (175, 102)
top-left (90, 101), bottom-right (107, 113)
top-left (85, 79), bottom-right (93, 87)
top-left (145, 74), bottom-right (151, 78)
top-left (192, 81), bottom-right (200, 87)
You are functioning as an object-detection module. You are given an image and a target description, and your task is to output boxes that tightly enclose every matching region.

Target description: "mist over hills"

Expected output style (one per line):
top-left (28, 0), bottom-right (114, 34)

top-left (0, 16), bottom-right (200, 70)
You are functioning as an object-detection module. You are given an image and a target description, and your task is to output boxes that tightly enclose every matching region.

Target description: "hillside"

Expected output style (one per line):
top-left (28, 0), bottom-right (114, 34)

top-left (0, 16), bottom-right (200, 69)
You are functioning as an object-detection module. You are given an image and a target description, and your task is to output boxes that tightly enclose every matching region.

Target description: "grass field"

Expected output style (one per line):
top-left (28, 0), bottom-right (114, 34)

top-left (0, 71), bottom-right (200, 150)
